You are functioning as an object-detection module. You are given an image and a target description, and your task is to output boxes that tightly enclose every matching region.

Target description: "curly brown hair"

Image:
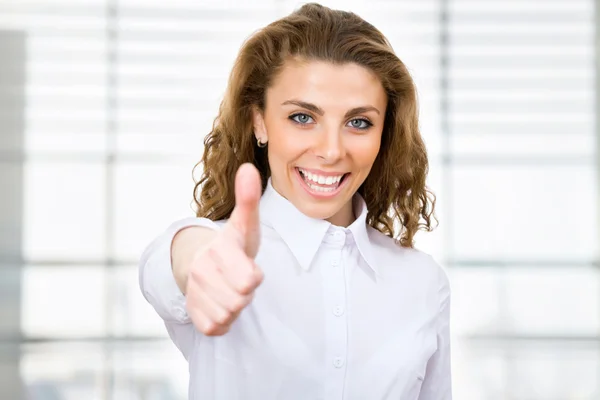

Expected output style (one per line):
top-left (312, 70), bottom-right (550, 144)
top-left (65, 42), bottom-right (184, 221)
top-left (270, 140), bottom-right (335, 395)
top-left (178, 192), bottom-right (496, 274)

top-left (193, 2), bottom-right (437, 247)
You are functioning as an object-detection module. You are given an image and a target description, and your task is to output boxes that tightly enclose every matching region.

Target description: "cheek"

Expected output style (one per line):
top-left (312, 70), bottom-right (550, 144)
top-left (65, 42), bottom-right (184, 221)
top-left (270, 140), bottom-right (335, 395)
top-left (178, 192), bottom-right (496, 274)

top-left (267, 127), bottom-right (307, 165)
top-left (351, 136), bottom-right (382, 169)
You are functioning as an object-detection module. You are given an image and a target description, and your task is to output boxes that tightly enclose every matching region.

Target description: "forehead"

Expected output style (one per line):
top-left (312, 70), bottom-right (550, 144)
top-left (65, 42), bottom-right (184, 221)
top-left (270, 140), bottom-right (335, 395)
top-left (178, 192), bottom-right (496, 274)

top-left (266, 59), bottom-right (387, 110)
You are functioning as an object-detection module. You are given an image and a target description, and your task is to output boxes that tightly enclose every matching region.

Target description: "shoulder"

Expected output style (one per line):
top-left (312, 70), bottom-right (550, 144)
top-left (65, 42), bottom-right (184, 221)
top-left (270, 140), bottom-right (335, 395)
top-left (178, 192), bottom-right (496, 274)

top-left (165, 216), bottom-right (228, 233)
top-left (366, 225), bottom-right (436, 268)
top-left (367, 226), bottom-right (449, 290)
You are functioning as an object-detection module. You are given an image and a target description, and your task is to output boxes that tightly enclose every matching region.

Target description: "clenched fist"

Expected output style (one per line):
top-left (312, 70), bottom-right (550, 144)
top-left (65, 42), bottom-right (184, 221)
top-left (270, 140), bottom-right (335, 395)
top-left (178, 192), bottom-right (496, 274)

top-left (185, 163), bottom-right (264, 336)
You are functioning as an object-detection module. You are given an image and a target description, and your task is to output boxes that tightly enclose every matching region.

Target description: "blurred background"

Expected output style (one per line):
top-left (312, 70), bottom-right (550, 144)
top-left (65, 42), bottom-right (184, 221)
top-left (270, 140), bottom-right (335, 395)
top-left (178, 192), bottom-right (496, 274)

top-left (0, 0), bottom-right (596, 399)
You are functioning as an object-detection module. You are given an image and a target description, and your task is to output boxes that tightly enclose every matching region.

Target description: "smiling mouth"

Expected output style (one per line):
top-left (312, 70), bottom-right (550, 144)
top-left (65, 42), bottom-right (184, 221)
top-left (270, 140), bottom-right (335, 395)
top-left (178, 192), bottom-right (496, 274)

top-left (296, 167), bottom-right (350, 193)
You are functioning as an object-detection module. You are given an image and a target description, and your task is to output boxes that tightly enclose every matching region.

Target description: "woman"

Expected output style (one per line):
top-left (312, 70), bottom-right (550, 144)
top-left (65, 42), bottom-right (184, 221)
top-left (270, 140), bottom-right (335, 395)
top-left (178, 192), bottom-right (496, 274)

top-left (139, 3), bottom-right (451, 399)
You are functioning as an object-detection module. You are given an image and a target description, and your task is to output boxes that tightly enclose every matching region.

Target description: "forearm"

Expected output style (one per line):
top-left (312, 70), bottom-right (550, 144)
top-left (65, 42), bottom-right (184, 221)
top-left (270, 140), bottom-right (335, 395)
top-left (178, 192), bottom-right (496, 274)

top-left (171, 226), bottom-right (218, 294)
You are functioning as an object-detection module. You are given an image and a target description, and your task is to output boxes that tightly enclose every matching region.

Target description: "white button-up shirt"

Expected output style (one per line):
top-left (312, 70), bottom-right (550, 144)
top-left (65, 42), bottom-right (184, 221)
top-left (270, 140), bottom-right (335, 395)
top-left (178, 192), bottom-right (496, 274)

top-left (139, 181), bottom-right (452, 400)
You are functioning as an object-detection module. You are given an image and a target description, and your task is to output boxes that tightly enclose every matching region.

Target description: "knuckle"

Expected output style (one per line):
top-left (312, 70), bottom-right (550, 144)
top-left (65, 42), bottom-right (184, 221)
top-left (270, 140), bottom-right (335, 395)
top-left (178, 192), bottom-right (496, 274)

top-left (237, 271), bottom-right (260, 294)
top-left (228, 296), bottom-right (247, 312)
top-left (185, 288), bottom-right (202, 310)
top-left (237, 278), bottom-right (255, 295)
top-left (206, 246), bottom-right (221, 261)
top-left (254, 267), bottom-right (264, 284)
top-left (207, 246), bottom-right (229, 272)
top-left (214, 310), bottom-right (231, 326)
top-left (191, 248), bottom-right (210, 269)
top-left (202, 321), bottom-right (220, 335)
top-left (189, 266), bottom-right (207, 284)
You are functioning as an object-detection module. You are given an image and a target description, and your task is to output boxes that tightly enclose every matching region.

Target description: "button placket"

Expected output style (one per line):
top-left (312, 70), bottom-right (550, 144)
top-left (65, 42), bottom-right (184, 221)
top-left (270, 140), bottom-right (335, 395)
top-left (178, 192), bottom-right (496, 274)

top-left (330, 229), bottom-right (344, 268)
top-left (321, 233), bottom-right (348, 399)
top-left (333, 305), bottom-right (344, 317)
top-left (333, 230), bottom-right (345, 245)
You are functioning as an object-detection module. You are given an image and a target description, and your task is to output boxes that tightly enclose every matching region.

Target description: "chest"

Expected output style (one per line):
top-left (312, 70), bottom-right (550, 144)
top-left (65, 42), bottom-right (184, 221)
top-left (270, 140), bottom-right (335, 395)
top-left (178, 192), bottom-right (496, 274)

top-left (206, 244), bottom-right (438, 399)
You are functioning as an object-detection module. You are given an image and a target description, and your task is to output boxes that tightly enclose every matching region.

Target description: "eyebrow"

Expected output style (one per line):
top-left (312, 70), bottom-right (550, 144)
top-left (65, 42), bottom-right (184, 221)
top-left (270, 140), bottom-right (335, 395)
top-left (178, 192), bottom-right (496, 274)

top-left (281, 100), bottom-right (380, 118)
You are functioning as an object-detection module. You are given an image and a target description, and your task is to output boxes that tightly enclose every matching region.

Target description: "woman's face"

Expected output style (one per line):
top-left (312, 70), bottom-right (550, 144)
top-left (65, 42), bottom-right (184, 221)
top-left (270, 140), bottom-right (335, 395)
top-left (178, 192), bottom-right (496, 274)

top-left (253, 59), bottom-right (387, 227)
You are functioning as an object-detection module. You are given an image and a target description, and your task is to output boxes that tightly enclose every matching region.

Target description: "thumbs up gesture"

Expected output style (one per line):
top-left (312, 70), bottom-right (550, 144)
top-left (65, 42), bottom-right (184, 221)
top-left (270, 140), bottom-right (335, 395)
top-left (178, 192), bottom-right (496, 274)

top-left (186, 163), bottom-right (264, 336)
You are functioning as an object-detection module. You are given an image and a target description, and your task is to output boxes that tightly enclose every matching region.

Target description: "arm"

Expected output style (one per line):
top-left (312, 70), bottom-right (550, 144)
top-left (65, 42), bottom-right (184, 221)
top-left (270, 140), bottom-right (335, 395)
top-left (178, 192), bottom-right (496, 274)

top-left (138, 217), bottom-right (220, 324)
top-left (138, 218), bottom-right (220, 359)
top-left (418, 266), bottom-right (452, 400)
top-left (171, 225), bottom-right (219, 294)
top-left (139, 163), bottom-right (263, 352)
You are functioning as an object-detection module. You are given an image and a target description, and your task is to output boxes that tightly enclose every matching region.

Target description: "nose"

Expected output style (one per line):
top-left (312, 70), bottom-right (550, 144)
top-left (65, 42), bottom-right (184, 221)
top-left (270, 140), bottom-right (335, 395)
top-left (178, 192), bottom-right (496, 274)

top-left (314, 126), bottom-right (345, 163)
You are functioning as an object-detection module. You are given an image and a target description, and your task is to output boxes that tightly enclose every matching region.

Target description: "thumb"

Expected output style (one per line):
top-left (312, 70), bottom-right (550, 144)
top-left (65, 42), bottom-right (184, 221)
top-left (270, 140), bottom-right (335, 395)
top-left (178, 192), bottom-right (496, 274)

top-left (226, 163), bottom-right (262, 258)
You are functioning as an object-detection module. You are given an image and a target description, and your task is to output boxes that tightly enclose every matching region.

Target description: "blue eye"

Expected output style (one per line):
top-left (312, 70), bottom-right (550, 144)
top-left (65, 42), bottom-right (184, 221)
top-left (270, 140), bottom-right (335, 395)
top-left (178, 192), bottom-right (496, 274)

top-left (289, 113), bottom-right (314, 125)
top-left (347, 118), bottom-right (372, 130)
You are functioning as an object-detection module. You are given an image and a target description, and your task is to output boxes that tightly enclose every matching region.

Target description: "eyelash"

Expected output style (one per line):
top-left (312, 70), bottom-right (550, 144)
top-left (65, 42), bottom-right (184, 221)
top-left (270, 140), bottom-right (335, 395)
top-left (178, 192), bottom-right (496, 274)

top-left (288, 113), bottom-right (373, 130)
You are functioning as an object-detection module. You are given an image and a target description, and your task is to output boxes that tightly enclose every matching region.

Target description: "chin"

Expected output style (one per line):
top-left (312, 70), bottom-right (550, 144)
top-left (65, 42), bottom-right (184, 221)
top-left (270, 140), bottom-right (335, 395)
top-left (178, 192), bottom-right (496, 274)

top-left (296, 201), bottom-right (342, 220)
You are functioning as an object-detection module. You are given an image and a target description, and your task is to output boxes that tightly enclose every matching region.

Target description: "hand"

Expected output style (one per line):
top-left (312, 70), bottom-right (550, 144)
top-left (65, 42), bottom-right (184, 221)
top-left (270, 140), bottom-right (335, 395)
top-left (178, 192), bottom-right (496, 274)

top-left (186, 163), bottom-right (264, 336)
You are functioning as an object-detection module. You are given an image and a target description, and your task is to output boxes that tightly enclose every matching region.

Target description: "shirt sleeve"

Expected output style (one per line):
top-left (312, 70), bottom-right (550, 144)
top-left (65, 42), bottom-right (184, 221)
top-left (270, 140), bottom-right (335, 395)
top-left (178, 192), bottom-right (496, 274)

top-left (419, 263), bottom-right (452, 400)
top-left (138, 217), bottom-right (221, 324)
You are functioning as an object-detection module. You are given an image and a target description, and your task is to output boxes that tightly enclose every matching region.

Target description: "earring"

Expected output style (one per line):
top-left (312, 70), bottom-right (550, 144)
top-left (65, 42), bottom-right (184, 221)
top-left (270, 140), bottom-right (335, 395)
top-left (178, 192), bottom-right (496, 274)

top-left (256, 137), bottom-right (267, 148)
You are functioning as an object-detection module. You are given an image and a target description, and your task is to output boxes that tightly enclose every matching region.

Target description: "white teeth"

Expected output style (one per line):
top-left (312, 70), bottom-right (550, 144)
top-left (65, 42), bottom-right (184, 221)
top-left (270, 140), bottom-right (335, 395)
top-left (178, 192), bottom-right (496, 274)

top-left (298, 168), bottom-right (344, 186)
top-left (307, 183), bottom-right (336, 192)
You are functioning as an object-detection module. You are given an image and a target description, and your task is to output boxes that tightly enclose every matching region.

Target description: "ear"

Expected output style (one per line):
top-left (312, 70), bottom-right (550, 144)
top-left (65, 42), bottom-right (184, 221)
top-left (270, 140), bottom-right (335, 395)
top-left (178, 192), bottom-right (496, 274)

top-left (252, 106), bottom-right (268, 144)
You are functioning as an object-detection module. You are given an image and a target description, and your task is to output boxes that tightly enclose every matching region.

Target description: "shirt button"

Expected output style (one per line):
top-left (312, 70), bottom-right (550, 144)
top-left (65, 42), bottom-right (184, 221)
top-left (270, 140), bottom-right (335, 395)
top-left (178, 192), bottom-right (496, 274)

top-left (333, 357), bottom-right (345, 368)
top-left (333, 305), bottom-right (344, 317)
top-left (331, 259), bottom-right (339, 267)
top-left (333, 231), bottom-right (345, 243)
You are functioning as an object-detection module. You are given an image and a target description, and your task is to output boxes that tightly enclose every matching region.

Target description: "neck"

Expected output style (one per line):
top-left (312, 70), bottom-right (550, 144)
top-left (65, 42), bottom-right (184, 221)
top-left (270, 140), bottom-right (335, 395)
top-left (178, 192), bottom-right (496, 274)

top-left (326, 200), bottom-right (356, 227)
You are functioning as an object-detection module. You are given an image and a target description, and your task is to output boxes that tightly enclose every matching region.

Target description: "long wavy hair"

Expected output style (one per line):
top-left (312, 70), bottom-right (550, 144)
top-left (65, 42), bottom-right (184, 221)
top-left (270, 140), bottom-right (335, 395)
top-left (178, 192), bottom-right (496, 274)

top-left (193, 2), bottom-right (436, 247)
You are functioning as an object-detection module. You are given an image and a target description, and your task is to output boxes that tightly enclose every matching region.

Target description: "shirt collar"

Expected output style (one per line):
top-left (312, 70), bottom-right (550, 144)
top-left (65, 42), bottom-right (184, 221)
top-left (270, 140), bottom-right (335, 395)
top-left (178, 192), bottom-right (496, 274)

top-left (258, 179), bottom-right (381, 277)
